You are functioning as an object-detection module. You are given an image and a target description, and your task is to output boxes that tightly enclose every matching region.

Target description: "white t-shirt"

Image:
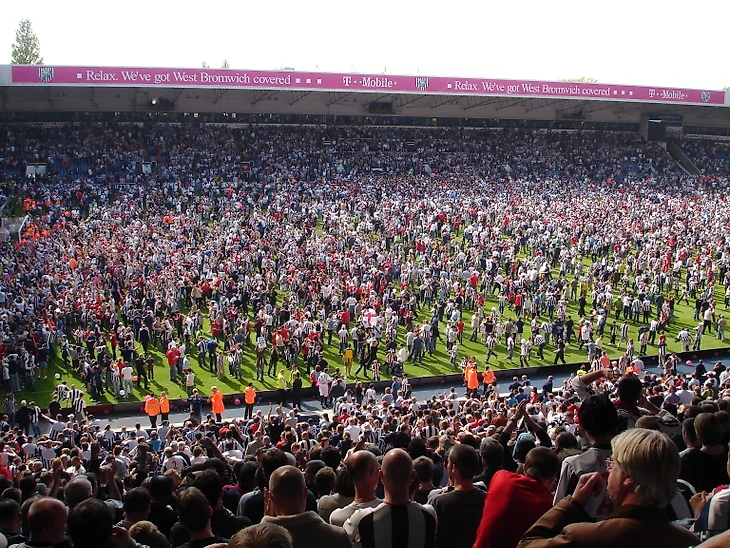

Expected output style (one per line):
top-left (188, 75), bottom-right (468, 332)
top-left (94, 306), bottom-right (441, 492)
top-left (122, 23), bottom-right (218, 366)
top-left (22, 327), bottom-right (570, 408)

top-left (40, 445), bottom-right (58, 462)
top-left (22, 443), bottom-right (37, 458)
top-left (330, 498), bottom-right (383, 527)
top-left (123, 438), bottom-right (138, 451)
top-left (677, 389), bottom-right (694, 406)
top-left (345, 424), bottom-right (362, 442)
top-left (163, 454), bottom-right (187, 471)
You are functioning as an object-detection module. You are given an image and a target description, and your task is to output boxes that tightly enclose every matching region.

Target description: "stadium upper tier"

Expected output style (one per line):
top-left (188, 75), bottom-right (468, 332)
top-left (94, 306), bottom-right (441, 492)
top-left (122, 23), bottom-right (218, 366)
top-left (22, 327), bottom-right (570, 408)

top-left (2, 125), bottom-right (730, 183)
top-left (1, 65), bottom-right (729, 130)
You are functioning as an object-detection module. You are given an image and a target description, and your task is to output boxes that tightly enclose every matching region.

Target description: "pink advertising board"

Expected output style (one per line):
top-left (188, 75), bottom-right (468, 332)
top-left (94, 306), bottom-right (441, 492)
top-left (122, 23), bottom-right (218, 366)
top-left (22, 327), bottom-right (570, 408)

top-left (12, 65), bottom-right (726, 106)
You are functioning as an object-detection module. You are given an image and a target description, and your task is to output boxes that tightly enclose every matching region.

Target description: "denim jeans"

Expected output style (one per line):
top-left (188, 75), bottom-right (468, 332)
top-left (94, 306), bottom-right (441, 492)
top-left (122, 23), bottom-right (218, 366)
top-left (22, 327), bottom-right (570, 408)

top-left (9, 374), bottom-right (19, 393)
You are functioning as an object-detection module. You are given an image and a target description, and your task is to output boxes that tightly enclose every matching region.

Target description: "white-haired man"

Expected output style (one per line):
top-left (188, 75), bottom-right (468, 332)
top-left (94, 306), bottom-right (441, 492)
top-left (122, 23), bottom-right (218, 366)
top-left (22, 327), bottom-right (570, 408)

top-left (518, 429), bottom-right (699, 548)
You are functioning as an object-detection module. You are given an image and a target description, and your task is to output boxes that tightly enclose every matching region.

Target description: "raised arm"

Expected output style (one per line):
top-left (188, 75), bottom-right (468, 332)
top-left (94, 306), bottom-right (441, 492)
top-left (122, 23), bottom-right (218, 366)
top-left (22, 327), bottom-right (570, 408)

top-left (523, 407), bottom-right (552, 448)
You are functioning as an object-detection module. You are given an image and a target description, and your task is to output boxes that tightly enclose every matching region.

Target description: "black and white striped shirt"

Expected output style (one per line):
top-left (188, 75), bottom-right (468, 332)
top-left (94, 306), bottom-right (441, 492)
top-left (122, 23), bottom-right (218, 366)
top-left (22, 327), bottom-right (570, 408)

top-left (346, 502), bottom-right (437, 548)
top-left (420, 425), bottom-right (439, 439)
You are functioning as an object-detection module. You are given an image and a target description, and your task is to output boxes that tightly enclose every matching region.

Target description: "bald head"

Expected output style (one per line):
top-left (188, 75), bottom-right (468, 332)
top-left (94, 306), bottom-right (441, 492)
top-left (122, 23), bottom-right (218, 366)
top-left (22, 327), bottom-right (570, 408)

top-left (347, 450), bottom-right (379, 483)
top-left (268, 465), bottom-right (307, 515)
top-left (382, 448), bottom-right (413, 485)
top-left (270, 465), bottom-right (306, 497)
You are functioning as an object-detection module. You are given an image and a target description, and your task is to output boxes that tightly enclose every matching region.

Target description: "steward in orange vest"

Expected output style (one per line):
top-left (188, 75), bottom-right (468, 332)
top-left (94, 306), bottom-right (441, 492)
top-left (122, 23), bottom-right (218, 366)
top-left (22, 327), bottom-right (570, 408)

top-left (244, 383), bottom-right (256, 420)
top-left (144, 394), bottom-right (160, 428)
top-left (210, 387), bottom-right (225, 421)
top-left (159, 392), bottom-right (170, 421)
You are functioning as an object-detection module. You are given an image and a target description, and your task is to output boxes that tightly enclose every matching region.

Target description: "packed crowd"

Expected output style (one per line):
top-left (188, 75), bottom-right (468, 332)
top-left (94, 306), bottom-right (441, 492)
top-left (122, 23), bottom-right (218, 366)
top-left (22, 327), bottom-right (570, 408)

top-left (0, 360), bottom-right (728, 547)
top-left (5, 124), bottom-right (729, 185)
top-left (682, 138), bottom-right (730, 177)
top-left (0, 122), bottom-right (728, 546)
top-left (0, 125), bottom-right (729, 404)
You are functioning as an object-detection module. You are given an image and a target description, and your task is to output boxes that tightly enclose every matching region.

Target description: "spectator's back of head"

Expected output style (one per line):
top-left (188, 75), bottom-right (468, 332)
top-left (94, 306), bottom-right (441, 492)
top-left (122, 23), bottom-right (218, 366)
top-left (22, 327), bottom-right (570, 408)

top-left (578, 395), bottom-right (618, 440)
top-left (334, 466), bottom-right (355, 498)
top-left (229, 522), bottom-right (293, 548)
top-left (523, 447), bottom-right (560, 485)
top-left (0, 499), bottom-right (20, 529)
top-left (129, 520), bottom-right (160, 548)
top-left (408, 438), bottom-right (428, 459)
top-left (305, 459), bottom-right (326, 487)
top-left (177, 487), bottom-right (211, 533)
top-left (480, 438), bottom-right (504, 471)
top-left (269, 465), bottom-right (308, 516)
top-left (238, 461), bottom-right (261, 492)
top-left (320, 446), bottom-right (341, 470)
top-left (448, 443), bottom-right (480, 479)
top-left (26, 497), bottom-right (68, 545)
top-left (347, 450), bottom-right (379, 482)
top-left (202, 457), bottom-right (231, 483)
top-left (18, 476), bottom-right (36, 501)
top-left (382, 448), bottom-right (414, 491)
top-left (555, 432), bottom-right (579, 452)
top-left (124, 487), bottom-right (152, 517)
top-left (695, 412), bottom-right (722, 447)
top-left (682, 417), bottom-right (698, 446)
top-left (261, 449), bottom-right (291, 485)
top-left (1, 488), bottom-right (20, 505)
top-left (68, 498), bottom-right (114, 548)
top-left (193, 468), bottom-right (224, 510)
top-left (314, 466), bottom-right (337, 498)
top-left (148, 474), bottom-right (175, 500)
top-left (413, 456), bottom-right (435, 483)
top-left (63, 476), bottom-right (92, 509)
top-left (617, 376), bottom-right (643, 405)
top-left (635, 416), bottom-right (662, 431)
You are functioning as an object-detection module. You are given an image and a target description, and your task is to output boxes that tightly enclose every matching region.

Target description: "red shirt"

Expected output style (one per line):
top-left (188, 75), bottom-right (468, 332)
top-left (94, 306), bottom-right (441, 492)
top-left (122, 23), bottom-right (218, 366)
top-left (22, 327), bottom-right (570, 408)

top-left (166, 348), bottom-right (181, 366)
top-left (473, 470), bottom-right (554, 548)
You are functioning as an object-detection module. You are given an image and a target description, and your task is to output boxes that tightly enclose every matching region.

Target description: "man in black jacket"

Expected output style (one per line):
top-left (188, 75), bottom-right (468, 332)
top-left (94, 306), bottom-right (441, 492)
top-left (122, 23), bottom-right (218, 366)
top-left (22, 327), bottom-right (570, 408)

top-left (170, 469), bottom-right (251, 546)
top-left (292, 373), bottom-right (303, 409)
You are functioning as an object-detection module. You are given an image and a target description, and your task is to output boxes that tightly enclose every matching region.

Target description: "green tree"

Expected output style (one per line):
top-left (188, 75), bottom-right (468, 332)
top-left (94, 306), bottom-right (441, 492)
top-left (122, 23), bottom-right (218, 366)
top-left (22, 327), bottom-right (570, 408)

top-left (724, 86), bottom-right (730, 91)
top-left (11, 19), bottom-right (43, 65)
top-left (221, 59), bottom-right (230, 69)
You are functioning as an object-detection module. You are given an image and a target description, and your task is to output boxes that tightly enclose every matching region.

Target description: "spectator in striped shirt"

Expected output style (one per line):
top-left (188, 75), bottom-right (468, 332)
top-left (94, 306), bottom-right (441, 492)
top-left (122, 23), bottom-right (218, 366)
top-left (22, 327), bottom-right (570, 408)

top-left (485, 333), bottom-right (497, 362)
top-left (420, 416), bottom-right (439, 440)
top-left (676, 327), bottom-right (692, 352)
top-left (533, 333), bottom-right (546, 360)
top-left (345, 448), bottom-right (436, 548)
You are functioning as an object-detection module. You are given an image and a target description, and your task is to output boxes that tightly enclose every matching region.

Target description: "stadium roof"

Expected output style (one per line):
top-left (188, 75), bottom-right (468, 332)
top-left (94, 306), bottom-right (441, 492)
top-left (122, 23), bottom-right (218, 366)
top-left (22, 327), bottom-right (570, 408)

top-left (2, 65), bottom-right (729, 127)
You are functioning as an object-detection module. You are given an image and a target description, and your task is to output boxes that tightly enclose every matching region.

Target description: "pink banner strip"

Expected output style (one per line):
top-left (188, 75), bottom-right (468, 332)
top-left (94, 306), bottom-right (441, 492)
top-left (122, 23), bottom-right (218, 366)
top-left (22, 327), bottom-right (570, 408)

top-left (12, 65), bottom-right (726, 106)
